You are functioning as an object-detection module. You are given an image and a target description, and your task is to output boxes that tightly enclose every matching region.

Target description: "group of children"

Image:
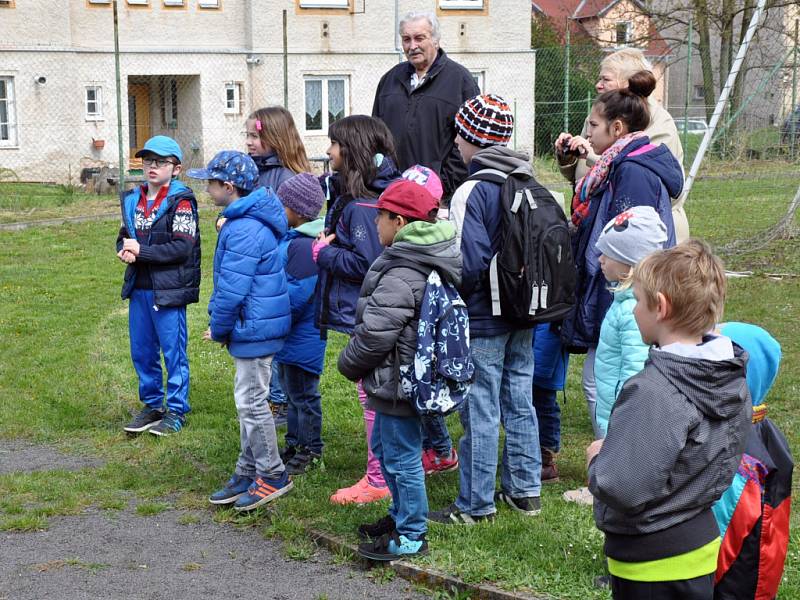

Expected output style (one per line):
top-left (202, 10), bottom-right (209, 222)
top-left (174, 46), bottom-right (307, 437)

top-left (116, 90), bottom-right (791, 598)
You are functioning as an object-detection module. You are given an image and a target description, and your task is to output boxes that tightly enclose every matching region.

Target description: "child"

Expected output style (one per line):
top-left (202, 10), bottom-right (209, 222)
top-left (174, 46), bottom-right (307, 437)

top-left (430, 94), bottom-right (542, 524)
top-left (273, 173), bottom-right (327, 474)
top-left (594, 205), bottom-right (668, 436)
top-left (712, 322), bottom-right (793, 600)
top-left (337, 179), bottom-right (461, 560)
top-left (314, 115), bottom-right (400, 505)
top-left (244, 106), bottom-right (312, 427)
top-left (188, 151), bottom-right (292, 512)
top-left (587, 240), bottom-right (751, 599)
top-left (558, 70), bottom-right (682, 438)
top-left (401, 164), bottom-right (459, 476)
top-left (118, 135), bottom-right (200, 436)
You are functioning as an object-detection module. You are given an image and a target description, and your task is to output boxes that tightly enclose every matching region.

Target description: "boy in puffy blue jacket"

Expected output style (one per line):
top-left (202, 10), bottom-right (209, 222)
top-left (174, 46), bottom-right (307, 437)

top-left (273, 173), bottom-right (327, 475)
top-left (188, 151), bottom-right (293, 512)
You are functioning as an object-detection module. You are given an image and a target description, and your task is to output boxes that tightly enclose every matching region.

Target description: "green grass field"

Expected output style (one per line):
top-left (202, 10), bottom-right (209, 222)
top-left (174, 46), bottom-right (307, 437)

top-left (0, 171), bottom-right (798, 598)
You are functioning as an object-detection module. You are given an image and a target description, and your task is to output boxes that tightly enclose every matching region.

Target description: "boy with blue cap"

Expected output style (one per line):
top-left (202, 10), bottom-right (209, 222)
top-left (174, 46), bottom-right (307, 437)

top-left (188, 151), bottom-right (293, 511)
top-left (118, 135), bottom-right (200, 436)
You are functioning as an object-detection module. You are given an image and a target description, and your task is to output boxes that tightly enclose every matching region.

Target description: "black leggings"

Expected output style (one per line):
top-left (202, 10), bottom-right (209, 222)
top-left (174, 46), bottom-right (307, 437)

top-left (611, 573), bottom-right (714, 600)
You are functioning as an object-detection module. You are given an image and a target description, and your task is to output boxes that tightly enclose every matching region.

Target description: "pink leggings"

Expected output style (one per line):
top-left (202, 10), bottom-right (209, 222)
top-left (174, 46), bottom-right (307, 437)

top-left (357, 381), bottom-right (386, 488)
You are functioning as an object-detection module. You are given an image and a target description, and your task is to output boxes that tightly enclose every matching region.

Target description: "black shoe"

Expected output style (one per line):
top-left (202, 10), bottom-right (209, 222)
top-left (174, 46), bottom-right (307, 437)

top-left (149, 411), bottom-right (185, 436)
top-left (285, 450), bottom-right (322, 475)
top-left (279, 445), bottom-right (297, 464)
top-left (428, 503), bottom-right (495, 525)
top-left (270, 402), bottom-right (288, 428)
top-left (123, 407), bottom-right (164, 433)
top-left (494, 491), bottom-right (541, 516)
top-left (358, 530), bottom-right (428, 562)
top-left (357, 515), bottom-right (396, 540)
top-left (593, 575), bottom-right (611, 589)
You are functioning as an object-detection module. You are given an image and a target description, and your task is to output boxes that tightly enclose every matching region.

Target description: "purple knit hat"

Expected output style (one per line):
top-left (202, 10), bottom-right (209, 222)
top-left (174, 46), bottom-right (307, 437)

top-left (277, 172), bottom-right (325, 220)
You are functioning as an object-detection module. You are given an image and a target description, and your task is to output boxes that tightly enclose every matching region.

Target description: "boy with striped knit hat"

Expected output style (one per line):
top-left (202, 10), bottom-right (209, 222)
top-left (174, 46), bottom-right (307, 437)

top-left (429, 95), bottom-right (544, 524)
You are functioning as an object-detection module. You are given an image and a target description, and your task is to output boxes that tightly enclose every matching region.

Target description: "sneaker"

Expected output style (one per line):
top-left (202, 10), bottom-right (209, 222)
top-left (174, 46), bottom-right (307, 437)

top-left (279, 445), bottom-right (297, 464)
top-left (563, 486), bottom-right (594, 506)
top-left (495, 491), bottom-right (541, 516)
top-left (209, 473), bottom-right (253, 505)
top-left (422, 448), bottom-right (459, 475)
top-left (123, 407), bottom-right (164, 433)
top-left (541, 447), bottom-right (560, 483)
top-left (270, 402), bottom-right (288, 428)
top-left (234, 471), bottom-right (293, 512)
top-left (357, 514), bottom-right (396, 540)
top-left (329, 476), bottom-right (390, 505)
top-left (285, 450), bottom-right (322, 475)
top-left (358, 530), bottom-right (428, 562)
top-left (593, 575), bottom-right (611, 589)
top-left (148, 411), bottom-right (185, 436)
top-left (428, 503), bottom-right (495, 525)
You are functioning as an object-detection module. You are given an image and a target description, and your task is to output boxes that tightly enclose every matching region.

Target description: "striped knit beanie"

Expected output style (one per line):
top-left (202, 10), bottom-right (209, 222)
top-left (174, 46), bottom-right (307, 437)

top-left (455, 94), bottom-right (514, 148)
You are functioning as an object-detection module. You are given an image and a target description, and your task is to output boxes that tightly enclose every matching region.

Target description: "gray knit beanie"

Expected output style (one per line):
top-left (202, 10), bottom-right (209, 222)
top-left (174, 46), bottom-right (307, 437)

top-left (595, 205), bottom-right (668, 266)
top-left (277, 172), bottom-right (325, 220)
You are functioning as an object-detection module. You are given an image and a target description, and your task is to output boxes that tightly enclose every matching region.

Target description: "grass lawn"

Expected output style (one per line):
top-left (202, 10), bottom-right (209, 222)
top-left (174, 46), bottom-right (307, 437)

top-left (0, 171), bottom-right (799, 599)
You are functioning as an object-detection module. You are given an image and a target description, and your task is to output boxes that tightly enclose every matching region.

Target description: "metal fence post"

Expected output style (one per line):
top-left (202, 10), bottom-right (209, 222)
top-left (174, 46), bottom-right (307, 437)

top-left (791, 18), bottom-right (798, 159)
top-left (564, 18), bottom-right (570, 132)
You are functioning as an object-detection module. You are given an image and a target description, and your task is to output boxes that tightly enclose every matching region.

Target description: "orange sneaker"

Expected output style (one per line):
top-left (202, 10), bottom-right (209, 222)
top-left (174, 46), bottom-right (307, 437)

top-left (330, 476), bottom-right (391, 505)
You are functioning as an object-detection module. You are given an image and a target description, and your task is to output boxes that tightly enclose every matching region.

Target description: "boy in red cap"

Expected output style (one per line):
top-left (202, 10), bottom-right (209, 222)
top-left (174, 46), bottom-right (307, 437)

top-left (338, 179), bottom-right (462, 561)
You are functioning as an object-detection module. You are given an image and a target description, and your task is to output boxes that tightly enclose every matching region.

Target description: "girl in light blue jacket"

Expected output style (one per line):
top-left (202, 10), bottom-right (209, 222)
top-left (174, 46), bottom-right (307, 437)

top-left (594, 205), bottom-right (669, 436)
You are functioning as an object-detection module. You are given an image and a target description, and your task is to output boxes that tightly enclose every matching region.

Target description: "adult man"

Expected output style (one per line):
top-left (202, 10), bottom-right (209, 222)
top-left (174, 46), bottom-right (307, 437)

top-left (372, 11), bottom-right (479, 200)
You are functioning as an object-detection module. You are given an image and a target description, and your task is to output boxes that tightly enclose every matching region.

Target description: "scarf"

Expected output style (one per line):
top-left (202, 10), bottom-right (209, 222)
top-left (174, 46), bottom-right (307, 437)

top-left (571, 131), bottom-right (647, 227)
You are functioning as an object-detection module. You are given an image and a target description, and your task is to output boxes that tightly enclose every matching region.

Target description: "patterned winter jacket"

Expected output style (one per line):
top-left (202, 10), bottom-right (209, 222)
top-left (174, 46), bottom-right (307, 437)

top-left (338, 220), bottom-right (461, 417)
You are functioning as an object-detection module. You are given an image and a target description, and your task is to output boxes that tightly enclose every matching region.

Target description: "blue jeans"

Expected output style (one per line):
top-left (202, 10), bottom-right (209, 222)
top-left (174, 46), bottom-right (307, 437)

top-left (280, 364), bottom-right (323, 454)
top-left (532, 386), bottom-right (560, 452)
top-left (456, 329), bottom-right (541, 516)
top-left (269, 362), bottom-right (286, 405)
top-left (371, 412), bottom-right (427, 540)
top-left (128, 288), bottom-right (190, 415)
top-left (421, 414), bottom-right (452, 455)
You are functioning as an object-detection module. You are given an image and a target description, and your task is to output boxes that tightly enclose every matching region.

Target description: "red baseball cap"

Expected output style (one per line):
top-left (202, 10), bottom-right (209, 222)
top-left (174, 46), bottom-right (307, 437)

top-left (357, 179), bottom-right (439, 220)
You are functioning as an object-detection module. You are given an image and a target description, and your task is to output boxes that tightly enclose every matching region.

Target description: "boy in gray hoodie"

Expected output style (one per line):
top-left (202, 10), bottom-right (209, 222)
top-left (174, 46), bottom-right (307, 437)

top-left (587, 239), bottom-right (751, 599)
top-left (338, 180), bottom-right (461, 561)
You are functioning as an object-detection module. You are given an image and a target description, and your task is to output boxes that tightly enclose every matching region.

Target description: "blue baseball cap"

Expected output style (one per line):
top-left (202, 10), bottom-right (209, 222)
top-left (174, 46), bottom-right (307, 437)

top-left (135, 135), bottom-right (183, 163)
top-left (186, 150), bottom-right (260, 192)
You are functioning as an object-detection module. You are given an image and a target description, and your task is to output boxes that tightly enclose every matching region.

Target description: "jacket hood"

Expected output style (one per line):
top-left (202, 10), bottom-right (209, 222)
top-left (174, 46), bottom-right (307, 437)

top-left (369, 156), bottom-right (401, 194)
top-left (251, 153), bottom-right (283, 171)
top-left (385, 220), bottom-right (461, 286)
top-left (620, 140), bottom-right (684, 198)
top-left (720, 322), bottom-right (781, 406)
top-left (470, 146), bottom-right (533, 178)
top-left (293, 217), bottom-right (325, 238)
top-left (648, 342), bottom-right (749, 420)
top-left (223, 186), bottom-right (288, 239)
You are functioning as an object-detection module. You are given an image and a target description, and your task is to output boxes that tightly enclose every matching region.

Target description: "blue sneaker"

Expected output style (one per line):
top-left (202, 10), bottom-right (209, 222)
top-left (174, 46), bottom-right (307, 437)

top-left (358, 531), bottom-right (428, 562)
top-left (149, 411), bottom-right (185, 436)
top-left (233, 470), bottom-right (293, 512)
top-left (209, 474), bottom-right (254, 505)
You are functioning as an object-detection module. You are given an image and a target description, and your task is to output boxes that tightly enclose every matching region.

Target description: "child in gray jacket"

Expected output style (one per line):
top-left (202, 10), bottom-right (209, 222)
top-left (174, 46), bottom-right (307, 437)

top-left (587, 239), bottom-right (751, 600)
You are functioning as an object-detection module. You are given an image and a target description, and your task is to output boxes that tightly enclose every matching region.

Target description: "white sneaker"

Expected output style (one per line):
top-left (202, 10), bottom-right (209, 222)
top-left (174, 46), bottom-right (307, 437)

top-left (563, 486), bottom-right (594, 506)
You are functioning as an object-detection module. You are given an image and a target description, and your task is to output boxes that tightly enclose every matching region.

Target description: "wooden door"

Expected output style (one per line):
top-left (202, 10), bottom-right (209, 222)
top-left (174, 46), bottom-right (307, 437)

top-left (128, 83), bottom-right (151, 170)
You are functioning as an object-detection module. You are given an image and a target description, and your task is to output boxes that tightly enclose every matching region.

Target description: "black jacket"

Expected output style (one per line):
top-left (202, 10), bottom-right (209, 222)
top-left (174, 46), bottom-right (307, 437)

top-left (117, 180), bottom-right (201, 307)
top-left (372, 49), bottom-right (479, 199)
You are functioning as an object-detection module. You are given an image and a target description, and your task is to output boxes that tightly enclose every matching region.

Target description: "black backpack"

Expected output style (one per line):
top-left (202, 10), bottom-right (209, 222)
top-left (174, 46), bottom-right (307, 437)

top-left (468, 167), bottom-right (576, 325)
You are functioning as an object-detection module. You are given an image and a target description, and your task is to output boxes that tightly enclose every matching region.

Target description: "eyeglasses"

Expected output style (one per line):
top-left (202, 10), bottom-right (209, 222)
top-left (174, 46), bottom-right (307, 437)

top-left (142, 157), bottom-right (177, 168)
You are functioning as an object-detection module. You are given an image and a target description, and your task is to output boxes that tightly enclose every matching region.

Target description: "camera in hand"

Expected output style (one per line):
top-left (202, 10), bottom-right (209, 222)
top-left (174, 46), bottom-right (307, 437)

top-left (561, 139), bottom-right (581, 157)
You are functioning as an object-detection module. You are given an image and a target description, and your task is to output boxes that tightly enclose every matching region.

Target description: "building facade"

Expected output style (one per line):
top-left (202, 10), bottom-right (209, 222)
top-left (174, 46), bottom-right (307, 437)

top-left (0, 0), bottom-right (535, 183)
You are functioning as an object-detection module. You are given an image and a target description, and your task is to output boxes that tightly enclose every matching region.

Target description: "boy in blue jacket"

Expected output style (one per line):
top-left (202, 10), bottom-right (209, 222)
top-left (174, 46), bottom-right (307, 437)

top-left (118, 135), bottom-right (200, 437)
top-left (188, 151), bottom-right (293, 512)
top-left (274, 173), bottom-right (327, 475)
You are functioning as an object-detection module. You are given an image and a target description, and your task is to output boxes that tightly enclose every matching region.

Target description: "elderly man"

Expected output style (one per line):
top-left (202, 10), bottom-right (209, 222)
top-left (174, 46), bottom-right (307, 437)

top-left (372, 11), bottom-right (479, 200)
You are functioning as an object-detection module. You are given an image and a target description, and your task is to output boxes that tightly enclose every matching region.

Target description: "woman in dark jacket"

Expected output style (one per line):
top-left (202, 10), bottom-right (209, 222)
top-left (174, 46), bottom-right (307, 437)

top-left (560, 71), bottom-right (682, 438)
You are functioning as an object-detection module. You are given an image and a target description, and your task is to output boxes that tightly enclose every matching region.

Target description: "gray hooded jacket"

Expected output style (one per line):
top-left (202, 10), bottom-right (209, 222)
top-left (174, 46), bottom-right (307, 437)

top-left (588, 342), bottom-right (751, 562)
top-left (337, 220), bottom-right (462, 417)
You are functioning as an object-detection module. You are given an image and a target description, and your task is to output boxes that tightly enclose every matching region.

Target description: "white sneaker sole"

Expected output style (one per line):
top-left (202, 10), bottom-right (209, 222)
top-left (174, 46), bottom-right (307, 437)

top-left (123, 419), bottom-right (162, 433)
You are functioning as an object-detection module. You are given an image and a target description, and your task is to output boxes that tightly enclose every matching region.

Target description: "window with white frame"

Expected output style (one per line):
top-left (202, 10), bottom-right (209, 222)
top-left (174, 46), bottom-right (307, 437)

top-left (224, 82), bottom-right (243, 114)
top-left (88, 0), bottom-right (111, 4)
top-left (470, 71), bottom-right (485, 93)
top-left (304, 76), bottom-right (349, 132)
top-left (0, 76), bottom-right (18, 146)
top-left (160, 77), bottom-right (178, 127)
top-left (299, 0), bottom-right (348, 7)
top-left (163, 0), bottom-right (184, 5)
top-left (439, 0), bottom-right (483, 9)
top-left (615, 21), bottom-right (631, 45)
top-left (85, 85), bottom-right (103, 120)
top-left (127, 0), bottom-right (148, 5)
top-left (693, 85), bottom-right (705, 101)
top-left (198, 0), bottom-right (219, 8)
